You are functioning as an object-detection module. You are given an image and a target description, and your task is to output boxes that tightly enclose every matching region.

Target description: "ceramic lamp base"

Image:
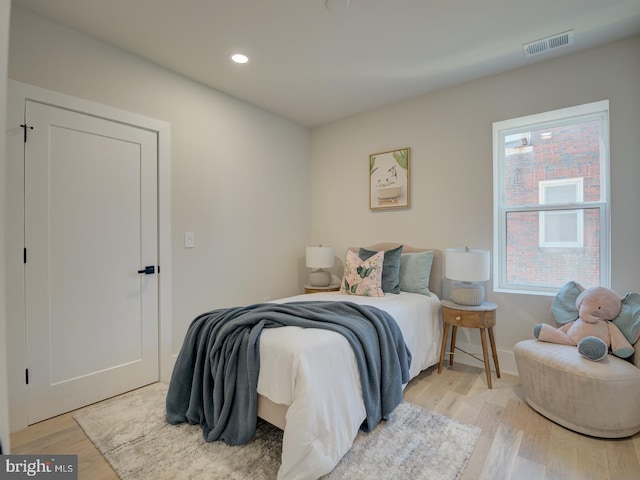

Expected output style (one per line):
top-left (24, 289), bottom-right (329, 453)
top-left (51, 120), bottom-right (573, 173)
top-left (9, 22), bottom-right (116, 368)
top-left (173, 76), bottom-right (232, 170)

top-left (451, 282), bottom-right (485, 306)
top-left (309, 269), bottom-right (331, 287)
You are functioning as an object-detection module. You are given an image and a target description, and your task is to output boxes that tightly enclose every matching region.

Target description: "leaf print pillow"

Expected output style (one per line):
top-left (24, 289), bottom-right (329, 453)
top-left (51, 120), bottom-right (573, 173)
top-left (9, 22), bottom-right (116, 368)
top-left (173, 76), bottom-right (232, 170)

top-left (340, 249), bottom-right (385, 297)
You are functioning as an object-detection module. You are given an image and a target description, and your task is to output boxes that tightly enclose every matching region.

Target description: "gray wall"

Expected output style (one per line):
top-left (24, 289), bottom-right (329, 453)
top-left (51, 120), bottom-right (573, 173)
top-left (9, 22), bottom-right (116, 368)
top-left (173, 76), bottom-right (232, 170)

top-left (310, 35), bottom-right (640, 373)
top-left (8, 7), bottom-right (312, 349)
top-left (0, 0), bottom-right (11, 453)
top-left (6, 5), bottom-right (311, 424)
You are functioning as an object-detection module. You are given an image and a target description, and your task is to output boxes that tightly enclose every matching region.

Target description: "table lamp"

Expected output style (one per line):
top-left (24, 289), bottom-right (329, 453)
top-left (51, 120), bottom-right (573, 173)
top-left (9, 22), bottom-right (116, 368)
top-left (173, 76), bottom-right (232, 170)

top-left (306, 245), bottom-right (335, 287)
top-left (445, 247), bottom-right (490, 306)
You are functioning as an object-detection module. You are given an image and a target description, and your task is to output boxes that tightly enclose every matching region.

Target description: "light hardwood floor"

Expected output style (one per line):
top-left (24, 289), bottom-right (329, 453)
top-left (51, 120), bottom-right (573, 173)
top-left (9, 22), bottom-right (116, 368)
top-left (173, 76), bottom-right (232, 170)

top-left (10, 363), bottom-right (640, 480)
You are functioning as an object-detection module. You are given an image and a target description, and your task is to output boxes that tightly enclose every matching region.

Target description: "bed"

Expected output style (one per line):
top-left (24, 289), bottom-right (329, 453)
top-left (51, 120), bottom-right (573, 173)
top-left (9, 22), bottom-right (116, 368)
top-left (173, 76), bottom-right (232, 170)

top-left (168, 243), bottom-right (443, 480)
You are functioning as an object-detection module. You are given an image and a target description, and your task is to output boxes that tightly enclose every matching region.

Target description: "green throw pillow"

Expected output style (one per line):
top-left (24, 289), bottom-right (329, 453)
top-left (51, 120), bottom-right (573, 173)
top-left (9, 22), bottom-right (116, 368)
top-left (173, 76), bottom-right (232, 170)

top-left (398, 251), bottom-right (433, 296)
top-left (359, 245), bottom-right (403, 294)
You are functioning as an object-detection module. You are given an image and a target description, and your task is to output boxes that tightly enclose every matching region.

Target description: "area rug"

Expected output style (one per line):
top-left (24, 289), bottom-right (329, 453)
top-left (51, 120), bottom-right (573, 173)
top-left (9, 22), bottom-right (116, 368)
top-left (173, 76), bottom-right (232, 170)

top-left (74, 383), bottom-right (480, 480)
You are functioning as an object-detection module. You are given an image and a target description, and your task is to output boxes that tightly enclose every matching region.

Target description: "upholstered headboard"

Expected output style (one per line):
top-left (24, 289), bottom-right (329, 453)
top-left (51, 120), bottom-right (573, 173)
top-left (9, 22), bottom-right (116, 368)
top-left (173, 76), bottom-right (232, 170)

top-left (348, 243), bottom-right (443, 299)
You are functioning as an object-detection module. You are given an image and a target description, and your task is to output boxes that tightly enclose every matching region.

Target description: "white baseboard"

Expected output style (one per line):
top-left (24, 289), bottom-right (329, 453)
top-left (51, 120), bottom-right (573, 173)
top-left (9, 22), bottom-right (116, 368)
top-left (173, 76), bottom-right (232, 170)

top-left (441, 340), bottom-right (519, 377)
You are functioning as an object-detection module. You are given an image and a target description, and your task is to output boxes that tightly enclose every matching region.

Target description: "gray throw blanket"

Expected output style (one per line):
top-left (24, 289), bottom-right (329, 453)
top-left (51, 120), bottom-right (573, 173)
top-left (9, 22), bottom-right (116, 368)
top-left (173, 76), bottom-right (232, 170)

top-left (166, 301), bottom-right (411, 445)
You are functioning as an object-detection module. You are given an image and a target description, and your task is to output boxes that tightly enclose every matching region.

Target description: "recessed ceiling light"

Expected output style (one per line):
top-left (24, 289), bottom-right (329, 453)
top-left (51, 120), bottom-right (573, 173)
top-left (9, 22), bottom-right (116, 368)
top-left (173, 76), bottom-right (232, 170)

top-left (326, 0), bottom-right (350, 12)
top-left (231, 53), bottom-right (249, 64)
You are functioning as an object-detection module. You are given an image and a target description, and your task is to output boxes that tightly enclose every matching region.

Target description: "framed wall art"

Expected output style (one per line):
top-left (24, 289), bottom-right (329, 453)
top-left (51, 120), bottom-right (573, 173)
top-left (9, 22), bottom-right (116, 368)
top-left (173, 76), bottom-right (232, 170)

top-left (369, 147), bottom-right (410, 210)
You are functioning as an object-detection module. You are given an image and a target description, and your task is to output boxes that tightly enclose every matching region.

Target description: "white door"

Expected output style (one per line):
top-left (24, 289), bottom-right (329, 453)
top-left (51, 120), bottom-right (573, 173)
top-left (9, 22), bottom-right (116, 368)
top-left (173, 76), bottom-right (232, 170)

top-left (24, 100), bottom-right (159, 424)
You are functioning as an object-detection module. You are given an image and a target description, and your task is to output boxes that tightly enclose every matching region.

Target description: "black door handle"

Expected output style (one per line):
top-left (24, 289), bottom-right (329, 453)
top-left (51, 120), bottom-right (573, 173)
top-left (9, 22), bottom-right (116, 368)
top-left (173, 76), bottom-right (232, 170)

top-left (137, 265), bottom-right (155, 275)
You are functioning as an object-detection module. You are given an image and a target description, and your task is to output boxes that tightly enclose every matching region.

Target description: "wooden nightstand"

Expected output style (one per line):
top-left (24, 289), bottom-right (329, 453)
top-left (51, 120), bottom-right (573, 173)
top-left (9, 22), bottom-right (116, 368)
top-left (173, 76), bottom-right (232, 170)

top-left (303, 284), bottom-right (340, 294)
top-left (438, 299), bottom-right (500, 389)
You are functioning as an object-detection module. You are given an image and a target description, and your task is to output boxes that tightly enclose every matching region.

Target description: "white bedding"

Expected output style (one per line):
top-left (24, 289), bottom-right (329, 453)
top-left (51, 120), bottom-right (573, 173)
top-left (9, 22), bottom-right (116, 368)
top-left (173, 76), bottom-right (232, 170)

top-left (258, 291), bottom-right (442, 479)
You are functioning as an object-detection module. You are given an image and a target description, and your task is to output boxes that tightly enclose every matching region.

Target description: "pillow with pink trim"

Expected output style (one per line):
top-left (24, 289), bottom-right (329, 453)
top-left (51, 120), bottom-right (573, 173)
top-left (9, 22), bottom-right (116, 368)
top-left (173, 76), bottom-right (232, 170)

top-left (340, 249), bottom-right (385, 297)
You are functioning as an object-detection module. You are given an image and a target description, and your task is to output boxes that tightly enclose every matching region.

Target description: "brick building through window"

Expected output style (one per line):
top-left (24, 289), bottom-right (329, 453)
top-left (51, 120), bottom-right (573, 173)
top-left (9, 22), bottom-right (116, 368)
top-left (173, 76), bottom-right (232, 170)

top-left (494, 101), bottom-right (609, 294)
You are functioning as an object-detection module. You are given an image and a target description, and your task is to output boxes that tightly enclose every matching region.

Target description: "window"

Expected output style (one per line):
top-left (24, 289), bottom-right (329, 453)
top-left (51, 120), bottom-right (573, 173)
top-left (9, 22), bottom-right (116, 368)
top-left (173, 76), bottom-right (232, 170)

top-left (539, 178), bottom-right (583, 248)
top-left (493, 101), bottom-right (610, 295)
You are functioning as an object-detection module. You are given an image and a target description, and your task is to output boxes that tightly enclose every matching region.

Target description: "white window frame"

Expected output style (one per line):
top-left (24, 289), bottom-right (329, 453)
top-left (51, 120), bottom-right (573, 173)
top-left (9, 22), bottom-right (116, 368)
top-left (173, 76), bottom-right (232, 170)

top-left (539, 178), bottom-right (584, 248)
top-left (492, 100), bottom-right (610, 295)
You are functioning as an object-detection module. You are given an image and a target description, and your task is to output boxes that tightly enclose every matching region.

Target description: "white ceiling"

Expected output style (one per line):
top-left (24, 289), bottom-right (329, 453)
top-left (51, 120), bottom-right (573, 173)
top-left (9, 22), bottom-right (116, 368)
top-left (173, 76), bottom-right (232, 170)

top-left (12, 0), bottom-right (640, 127)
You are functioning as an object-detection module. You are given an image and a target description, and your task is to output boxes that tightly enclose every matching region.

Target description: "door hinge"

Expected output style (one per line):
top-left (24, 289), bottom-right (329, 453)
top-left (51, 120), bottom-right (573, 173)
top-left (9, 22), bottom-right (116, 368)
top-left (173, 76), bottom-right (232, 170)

top-left (20, 123), bottom-right (33, 143)
top-left (24, 248), bottom-right (27, 264)
top-left (25, 368), bottom-right (29, 385)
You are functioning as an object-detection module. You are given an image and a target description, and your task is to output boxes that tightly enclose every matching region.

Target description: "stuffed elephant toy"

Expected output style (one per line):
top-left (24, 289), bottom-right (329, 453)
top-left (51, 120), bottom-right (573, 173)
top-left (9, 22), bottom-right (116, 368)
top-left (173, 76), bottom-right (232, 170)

top-left (535, 284), bottom-right (634, 361)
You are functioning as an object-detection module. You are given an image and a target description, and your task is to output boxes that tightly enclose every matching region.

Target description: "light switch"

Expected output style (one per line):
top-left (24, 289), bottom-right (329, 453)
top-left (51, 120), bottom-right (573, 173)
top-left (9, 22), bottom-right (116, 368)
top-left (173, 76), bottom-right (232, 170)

top-left (184, 232), bottom-right (195, 248)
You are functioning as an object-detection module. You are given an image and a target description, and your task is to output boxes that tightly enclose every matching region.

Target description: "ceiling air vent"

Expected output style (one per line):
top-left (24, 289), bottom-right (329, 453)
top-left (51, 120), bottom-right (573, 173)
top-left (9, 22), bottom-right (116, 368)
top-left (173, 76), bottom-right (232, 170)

top-left (523, 30), bottom-right (574, 57)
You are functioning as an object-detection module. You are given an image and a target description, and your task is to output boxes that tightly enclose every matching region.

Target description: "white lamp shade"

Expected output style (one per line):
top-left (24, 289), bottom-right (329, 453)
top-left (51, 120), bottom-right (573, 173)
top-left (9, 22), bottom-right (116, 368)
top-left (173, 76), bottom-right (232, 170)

top-left (306, 246), bottom-right (335, 269)
top-left (445, 248), bottom-right (490, 282)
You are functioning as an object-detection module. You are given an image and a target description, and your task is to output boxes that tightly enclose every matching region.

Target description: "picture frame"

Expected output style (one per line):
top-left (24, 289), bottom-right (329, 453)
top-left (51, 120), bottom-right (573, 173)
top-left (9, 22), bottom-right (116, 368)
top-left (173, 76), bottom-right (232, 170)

top-left (369, 147), bottom-right (410, 210)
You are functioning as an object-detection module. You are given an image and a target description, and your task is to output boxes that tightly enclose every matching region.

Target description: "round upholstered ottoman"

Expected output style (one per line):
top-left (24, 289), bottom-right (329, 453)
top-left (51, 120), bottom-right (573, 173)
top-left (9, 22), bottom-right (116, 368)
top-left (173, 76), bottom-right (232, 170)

top-left (514, 339), bottom-right (640, 438)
